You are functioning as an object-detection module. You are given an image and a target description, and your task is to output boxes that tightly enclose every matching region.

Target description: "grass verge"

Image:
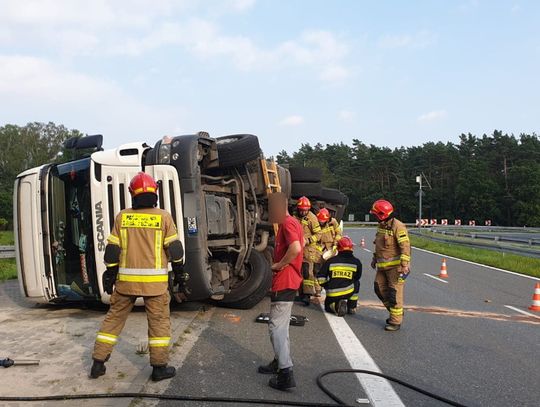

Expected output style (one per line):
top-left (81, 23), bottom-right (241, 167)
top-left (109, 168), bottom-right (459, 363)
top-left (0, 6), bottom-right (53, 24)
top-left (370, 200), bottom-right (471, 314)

top-left (0, 259), bottom-right (17, 281)
top-left (0, 230), bottom-right (17, 281)
top-left (0, 230), bottom-right (14, 245)
top-left (410, 235), bottom-right (540, 278)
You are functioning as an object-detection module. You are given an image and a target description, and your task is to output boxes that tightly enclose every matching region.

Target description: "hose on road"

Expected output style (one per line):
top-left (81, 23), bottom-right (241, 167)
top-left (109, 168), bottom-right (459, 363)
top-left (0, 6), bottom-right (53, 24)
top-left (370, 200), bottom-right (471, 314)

top-left (317, 369), bottom-right (468, 407)
top-left (0, 369), bottom-right (468, 407)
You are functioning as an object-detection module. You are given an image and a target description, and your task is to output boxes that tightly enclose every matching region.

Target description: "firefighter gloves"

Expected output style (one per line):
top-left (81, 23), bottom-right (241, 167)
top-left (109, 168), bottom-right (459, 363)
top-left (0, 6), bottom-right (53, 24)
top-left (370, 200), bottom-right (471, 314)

top-left (103, 268), bottom-right (118, 295)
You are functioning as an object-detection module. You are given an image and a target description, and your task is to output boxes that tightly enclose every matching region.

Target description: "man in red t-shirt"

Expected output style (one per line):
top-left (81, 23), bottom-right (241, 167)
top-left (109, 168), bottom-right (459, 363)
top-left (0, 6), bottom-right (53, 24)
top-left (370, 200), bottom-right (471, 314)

top-left (258, 192), bottom-right (303, 391)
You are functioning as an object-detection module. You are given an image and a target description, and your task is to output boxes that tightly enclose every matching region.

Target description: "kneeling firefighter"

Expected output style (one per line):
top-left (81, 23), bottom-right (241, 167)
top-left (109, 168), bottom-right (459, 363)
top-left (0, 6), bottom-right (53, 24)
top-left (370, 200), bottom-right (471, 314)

top-left (370, 199), bottom-right (411, 331)
top-left (317, 236), bottom-right (362, 316)
top-left (90, 172), bottom-right (187, 381)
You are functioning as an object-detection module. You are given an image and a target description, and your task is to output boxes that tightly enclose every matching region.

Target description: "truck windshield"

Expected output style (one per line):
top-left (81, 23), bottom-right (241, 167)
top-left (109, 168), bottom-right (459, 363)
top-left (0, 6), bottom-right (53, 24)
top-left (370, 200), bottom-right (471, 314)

top-left (48, 158), bottom-right (98, 300)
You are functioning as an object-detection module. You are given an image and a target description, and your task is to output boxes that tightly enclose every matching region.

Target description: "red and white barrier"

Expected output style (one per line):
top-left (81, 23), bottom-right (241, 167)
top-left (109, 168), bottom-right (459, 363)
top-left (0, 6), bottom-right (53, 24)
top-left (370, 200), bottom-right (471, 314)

top-left (441, 219), bottom-right (448, 225)
top-left (485, 220), bottom-right (492, 226)
top-left (430, 219), bottom-right (437, 226)
top-left (469, 220), bottom-right (476, 226)
top-left (455, 219), bottom-right (461, 226)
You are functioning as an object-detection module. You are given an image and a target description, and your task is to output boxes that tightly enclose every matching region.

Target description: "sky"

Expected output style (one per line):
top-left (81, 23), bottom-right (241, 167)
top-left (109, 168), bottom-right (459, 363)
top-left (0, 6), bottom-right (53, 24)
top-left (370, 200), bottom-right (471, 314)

top-left (0, 0), bottom-right (539, 156)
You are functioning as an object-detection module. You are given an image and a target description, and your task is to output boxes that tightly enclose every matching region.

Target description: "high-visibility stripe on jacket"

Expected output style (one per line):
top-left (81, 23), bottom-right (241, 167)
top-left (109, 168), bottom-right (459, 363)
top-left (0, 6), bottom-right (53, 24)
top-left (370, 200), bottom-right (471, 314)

top-left (373, 218), bottom-right (411, 271)
top-left (317, 251), bottom-right (362, 298)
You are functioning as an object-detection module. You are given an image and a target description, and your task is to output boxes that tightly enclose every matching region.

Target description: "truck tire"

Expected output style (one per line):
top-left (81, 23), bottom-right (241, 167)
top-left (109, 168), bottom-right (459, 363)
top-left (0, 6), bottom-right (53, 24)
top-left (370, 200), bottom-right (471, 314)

top-left (289, 167), bottom-right (322, 183)
top-left (278, 166), bottom-right (292, 198)
top-left (291, 182), bottom-right (322, 199)
top-left (216, 134), bottom-right (261, 168)
top-left (321, 187), bottom-right (348, 205)
top-left (217, 250), bottom-right (272, 309)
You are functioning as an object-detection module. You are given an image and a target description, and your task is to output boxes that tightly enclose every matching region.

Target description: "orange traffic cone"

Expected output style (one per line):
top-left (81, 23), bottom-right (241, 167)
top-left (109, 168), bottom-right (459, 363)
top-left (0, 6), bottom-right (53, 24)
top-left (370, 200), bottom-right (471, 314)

top-left (360, 238), bottom-right (365, 248)
top-left (529, 283), bottom-right (540, 311)
top-left (439, 258), bottom-right (448, 278)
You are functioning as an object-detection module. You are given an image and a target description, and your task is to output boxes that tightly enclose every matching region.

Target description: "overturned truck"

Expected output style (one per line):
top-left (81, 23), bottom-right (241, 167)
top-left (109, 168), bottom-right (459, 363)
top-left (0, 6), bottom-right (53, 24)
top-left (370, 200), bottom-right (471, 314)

top-left (13, 133), bottom-right (348, 309)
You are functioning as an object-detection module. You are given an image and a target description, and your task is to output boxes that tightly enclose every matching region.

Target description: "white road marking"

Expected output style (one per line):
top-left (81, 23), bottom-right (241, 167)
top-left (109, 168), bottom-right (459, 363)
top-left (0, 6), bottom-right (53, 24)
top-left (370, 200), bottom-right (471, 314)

top-left (412, 247), bottom-right (540, 281)
top-left (504, 305), bottom-right (540, 319)
top-left (322, 307), bottom-right (405, 407)
top-left (362, 248), bottom-right (372, 253)
top-left (423, 273), bottom-right (449, 284)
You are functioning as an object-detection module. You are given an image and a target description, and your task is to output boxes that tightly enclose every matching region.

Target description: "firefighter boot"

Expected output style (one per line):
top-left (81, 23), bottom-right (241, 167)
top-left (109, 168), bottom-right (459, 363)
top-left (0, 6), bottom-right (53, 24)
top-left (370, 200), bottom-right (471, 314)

top-left (385, 323), bottom-right (401, 331)
top-left (337, 299), bottom-right (347, 317)
top-left (258, 359), bottom-right (278, 374)
top-left (89, 359), bottom-right (106, 379)
top-left (269, 368), bottom-right (296, 391)
top-left (151, 365), bottom-right (176, 381)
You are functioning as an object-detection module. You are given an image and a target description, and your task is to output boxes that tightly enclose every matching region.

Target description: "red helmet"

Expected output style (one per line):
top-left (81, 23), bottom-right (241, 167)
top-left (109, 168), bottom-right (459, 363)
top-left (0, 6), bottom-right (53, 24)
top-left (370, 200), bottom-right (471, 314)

top-left (317, 208), bottom-right (331, 223)
top-left (370, 199), bottom-right (394, 221)
top-left (297, 196), bottom-right (311, 210)
top-left (337, 236), bottom-right (354, 252)
top-left (129, 172), bottom-right (158, 197)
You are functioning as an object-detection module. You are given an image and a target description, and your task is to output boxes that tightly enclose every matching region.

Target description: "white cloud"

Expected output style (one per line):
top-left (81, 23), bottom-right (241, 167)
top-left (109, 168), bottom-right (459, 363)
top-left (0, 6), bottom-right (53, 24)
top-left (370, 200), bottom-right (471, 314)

top-left (0, 1), bottom-right (350, 84)
top-left (338, 110), bottom-right (356, 122)
top-left (279, 115), bottom-right (304, 126)
top-left (378, 30), bottom-right (437, 49)
top-left (417, 110), bottom-right (448, 123)
top-left (0, 55), bottom-right (187, 142)
top-left (228, 0), bottom-right (256, 11)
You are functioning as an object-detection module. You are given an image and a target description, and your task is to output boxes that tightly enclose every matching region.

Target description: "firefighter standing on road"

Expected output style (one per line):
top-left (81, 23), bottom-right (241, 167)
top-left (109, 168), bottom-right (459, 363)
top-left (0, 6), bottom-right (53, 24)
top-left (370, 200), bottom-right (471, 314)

top-left (90, 172), bottom-right (186, 381)
top-left (370, 199), bottom-right (411, 331)
top-left (317, 208), bottom-right (342, 259)
top-left (293, 196), bottom-right (322, 305)
top-left (317, 236), bottom-right (362, 316)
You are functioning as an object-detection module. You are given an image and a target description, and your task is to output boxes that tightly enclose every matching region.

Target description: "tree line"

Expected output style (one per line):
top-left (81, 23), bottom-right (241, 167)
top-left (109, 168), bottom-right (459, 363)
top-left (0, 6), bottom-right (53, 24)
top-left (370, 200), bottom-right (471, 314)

top-left (277, 131), bottom-right (540, 227)
top-left (1, 123), bottom-right (539, 227)
top-left (0, 122), bottom-right (83, 226)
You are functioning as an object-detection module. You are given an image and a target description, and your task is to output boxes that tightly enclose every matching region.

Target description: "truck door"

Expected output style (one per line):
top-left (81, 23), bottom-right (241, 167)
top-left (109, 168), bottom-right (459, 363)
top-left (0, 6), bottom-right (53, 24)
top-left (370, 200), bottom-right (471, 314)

top-left (146, 165), bottom-right (185, 245)
top-left (90, 162), bottom-right (142, 302)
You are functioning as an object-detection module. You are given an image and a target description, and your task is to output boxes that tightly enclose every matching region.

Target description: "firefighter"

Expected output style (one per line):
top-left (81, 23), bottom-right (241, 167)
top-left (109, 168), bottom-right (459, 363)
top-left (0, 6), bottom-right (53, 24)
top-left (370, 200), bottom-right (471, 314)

top-left (293, 196), bottom-right (322, 305)
top-left (370, 199), bottom-right (410, 331)
top-left (90, 172), bottom-right (186, 381)
top-left (317, 236), bottom-right (362, 316)
top-left (317, 208), bottom-right (342, 258)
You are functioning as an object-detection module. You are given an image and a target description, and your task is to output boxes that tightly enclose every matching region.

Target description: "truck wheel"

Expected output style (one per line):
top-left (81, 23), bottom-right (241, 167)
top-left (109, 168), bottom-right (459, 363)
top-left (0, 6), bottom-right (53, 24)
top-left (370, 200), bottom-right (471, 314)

top-left (216, 134), bottom-right (261, 168)
top-left (321, 187), bottom-right (348, 205)
top-left (216, 250), bottom-right (272, 309)
top-left (291, 182), bottom-right (322, 199)
top-left (289, 167), bottom-right (322, 183)
top-left (277, 166), bottom-right (292, 198)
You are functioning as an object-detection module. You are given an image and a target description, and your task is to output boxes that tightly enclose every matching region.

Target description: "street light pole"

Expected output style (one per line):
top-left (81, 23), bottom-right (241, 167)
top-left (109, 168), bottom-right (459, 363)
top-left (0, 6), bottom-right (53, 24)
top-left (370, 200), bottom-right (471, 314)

top-left (416, 175), bottom-right (422, 227)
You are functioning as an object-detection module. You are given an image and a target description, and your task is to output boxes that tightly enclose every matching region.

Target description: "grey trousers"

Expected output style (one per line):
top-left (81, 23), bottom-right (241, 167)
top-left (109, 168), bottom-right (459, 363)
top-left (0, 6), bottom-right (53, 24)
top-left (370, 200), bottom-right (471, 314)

top-left (269, 301), bottom-right (294, 369)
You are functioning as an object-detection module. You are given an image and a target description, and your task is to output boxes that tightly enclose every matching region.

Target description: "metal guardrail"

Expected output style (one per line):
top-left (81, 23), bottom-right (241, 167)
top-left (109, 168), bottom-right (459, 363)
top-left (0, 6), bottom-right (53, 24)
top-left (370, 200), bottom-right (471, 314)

top-left (409, 230), bottom-right (540, 258)
top-left (0, 246), bottom-right (15, 259)
top-left (424, 227), bottom-right (540, 246)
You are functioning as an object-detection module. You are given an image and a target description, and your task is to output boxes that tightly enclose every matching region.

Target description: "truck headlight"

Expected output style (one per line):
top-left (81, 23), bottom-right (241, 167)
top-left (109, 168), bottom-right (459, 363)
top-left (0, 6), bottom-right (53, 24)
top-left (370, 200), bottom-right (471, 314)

top-left (158, 144), bottom-right (171, 163)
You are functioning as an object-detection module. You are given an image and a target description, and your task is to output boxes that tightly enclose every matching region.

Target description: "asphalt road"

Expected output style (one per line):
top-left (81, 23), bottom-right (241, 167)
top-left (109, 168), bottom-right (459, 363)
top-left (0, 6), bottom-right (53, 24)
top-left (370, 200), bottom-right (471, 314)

top-left (158, 227), bottom-right (540, 407)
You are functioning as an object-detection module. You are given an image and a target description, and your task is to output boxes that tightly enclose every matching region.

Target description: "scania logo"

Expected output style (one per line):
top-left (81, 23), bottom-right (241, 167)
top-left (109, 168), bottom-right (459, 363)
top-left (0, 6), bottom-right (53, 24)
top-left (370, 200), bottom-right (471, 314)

top-left (95, 201), bottom-right (105, 251)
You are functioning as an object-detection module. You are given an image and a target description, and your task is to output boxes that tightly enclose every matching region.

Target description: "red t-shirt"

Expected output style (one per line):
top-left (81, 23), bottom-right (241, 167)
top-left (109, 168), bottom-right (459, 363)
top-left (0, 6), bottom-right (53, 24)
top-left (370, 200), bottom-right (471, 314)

top-left (272, 215), bottom-right (304, 292)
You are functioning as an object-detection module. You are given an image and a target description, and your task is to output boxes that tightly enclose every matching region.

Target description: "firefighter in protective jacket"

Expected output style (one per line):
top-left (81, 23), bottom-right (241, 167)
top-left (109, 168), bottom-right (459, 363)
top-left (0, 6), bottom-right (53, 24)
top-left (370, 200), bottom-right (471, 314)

top-left (293, 196), bottom-right (322, 303)
top-left (90, 172), bottom-right (186, 381)
top-left (317, 208), bottom-right (342, 257)
top-left (317, 236), bottom-right (362, 316)
top-left (370, 199), bottom-right (410, 331)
